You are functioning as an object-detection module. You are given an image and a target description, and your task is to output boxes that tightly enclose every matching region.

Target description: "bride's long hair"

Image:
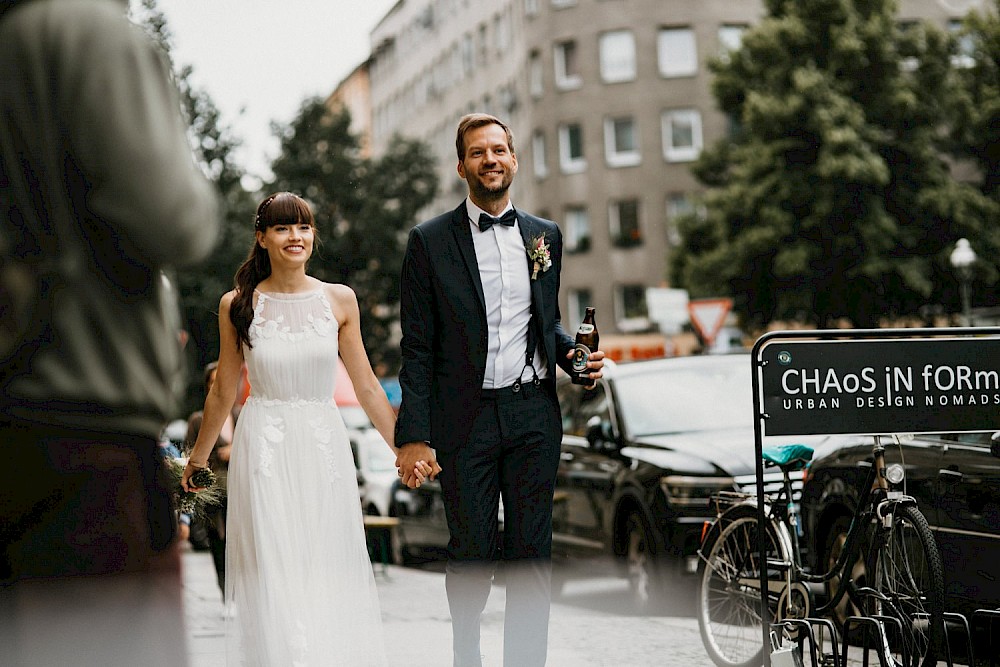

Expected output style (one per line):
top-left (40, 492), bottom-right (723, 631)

top-left (229, 192), bottom-right (316, 350)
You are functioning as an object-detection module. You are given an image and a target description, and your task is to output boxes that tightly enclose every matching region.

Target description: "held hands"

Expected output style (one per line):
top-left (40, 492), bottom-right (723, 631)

top-left (567, 348), bottom-right (606, 389)
top-left (395, 442), bottom-right (441, 489)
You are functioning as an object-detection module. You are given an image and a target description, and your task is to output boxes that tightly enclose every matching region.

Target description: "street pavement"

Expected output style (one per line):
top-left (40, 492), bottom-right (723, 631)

top-left (182, 547), bottom-right (716, 666)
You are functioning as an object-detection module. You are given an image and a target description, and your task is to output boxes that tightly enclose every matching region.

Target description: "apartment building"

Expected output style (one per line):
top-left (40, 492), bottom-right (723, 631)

top-left (364, 0), bottom-right (984, 345)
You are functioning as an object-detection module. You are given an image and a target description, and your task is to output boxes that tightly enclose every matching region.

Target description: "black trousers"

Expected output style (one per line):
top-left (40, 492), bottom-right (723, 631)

top-left (0, 422), bottom-right (185, 667)
top-left (438, 379), bottom-right (562, 667)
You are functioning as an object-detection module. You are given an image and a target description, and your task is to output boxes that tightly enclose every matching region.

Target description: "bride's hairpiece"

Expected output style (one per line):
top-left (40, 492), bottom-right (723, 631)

top-left (255, 194), bottom-right (279, 229)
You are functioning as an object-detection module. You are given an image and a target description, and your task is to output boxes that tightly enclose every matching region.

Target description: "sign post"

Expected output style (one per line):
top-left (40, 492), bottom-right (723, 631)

top-left (750, 327), bottom-right (1000, 667)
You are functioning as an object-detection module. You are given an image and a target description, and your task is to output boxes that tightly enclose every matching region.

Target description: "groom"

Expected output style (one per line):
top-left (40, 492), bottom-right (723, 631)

top-left (395, 113), bottom-right (603, 666)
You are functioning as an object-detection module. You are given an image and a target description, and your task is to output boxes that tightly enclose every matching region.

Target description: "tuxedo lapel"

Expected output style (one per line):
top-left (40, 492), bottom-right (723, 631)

top-left (451, 202), bottom-right (487, 317)
top-left (517, 212), bottom-right (548, 354)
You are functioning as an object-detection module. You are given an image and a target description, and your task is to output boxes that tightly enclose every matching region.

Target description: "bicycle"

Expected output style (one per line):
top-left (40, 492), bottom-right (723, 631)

top-left (696, 435), bottom-right (945, 667)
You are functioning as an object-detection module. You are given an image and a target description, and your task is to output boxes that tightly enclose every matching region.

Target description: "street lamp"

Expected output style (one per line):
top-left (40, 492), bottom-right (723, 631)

top-left (950, 238), bottom-right (977, 327)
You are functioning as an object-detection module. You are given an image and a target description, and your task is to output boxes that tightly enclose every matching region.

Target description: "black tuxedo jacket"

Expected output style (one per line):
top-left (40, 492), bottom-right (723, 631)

top-left (395, 201), bottom-right (576, 453)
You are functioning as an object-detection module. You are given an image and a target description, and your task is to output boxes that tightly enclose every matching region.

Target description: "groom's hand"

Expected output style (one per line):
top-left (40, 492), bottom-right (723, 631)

top-left (566, 348), bottom-right (606, 390)
top-left (396, 442), bottom-right (438, 487)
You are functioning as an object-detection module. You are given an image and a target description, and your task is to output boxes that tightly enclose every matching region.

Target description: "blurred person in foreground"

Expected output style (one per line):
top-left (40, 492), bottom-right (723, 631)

top-left (0, 0), bottom-right (220, 665)
top-left (394, 113), bottom-right (604, 666)
top-left (181, 192), bottom-right (432, 665)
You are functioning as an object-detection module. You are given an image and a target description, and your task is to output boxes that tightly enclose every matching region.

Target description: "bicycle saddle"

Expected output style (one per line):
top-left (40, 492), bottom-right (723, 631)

top-left (762, 443), bottom-right (814, 471)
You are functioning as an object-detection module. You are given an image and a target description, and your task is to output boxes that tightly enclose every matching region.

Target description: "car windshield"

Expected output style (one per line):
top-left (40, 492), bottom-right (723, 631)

top-left (615, 358), bottom-right (754, 437)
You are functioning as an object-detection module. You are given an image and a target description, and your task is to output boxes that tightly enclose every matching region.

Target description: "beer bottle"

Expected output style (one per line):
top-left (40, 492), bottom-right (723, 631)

top-left (571, 308), bottom-right (599, 385)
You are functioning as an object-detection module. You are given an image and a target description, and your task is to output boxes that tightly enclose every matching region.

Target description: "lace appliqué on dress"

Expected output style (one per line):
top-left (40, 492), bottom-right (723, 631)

top-left (249, 291), bottom-right (337, 342)
top-left (310, 418), bottom-right (342, 481)
top-left (256, 415), bottom-right (285, 477)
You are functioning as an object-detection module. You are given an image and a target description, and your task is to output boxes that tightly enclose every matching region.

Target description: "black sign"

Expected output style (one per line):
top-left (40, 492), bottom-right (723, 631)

top-left (759, 337), bottom-right (1000, 436)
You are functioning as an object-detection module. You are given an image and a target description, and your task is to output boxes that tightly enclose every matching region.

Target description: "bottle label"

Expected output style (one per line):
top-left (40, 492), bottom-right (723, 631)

top-left (572, 343), bottom-right (591, 374)
top-left (577, 324), bottom-right (595, 335)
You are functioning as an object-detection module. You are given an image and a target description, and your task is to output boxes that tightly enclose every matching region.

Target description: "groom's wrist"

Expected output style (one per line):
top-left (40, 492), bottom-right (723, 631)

top-left (398, 440), bottom-right (430, 449)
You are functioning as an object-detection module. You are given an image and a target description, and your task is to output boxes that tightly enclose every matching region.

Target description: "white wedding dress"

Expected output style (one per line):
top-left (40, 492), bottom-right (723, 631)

top-left (225, 290), bottom-right (388, 666)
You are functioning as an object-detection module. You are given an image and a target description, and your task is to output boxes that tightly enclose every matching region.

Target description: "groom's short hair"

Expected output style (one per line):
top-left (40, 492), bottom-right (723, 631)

top-left (455, 113), bottom-right (515, 161)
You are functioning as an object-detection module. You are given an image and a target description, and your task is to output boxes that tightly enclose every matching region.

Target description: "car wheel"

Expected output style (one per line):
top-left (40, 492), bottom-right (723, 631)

top-left (624, 511), bottom-right (663, 614)
top-left (823, 513), bottom-right (865, 627)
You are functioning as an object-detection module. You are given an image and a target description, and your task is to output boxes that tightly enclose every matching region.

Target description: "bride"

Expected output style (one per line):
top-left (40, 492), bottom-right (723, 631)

top-left (182, 192), bottom-right (435, 665)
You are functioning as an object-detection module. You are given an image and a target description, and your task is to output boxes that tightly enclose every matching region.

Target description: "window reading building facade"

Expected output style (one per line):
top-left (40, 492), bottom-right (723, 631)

top-left (529, 50), bottom-right (544, 98)
top-left (604, 116), bottom-right (640, 167)
top-left (554, 40), bottom-right (582, 89)
top-left (665, 193), bottom-right (694, 247)
top-left (717, 24), bottom-right (747, 59)
top-left (532, 130), bottom-right (548, 179)
top-left (615, 284), bottom-right (649, 332)
top-left (661, 109), bottom-right (702, 162)
top-left (564, 206), bottom-right (591, 253)
top-left (610, 198), bottom-right (641, 247)
top-left (559, 122), bottom-right (586, 173)
top-left (599, 30), bottom-right (637, 83)
top-left (568, 288), bottom-right (593, 331)
top-left (657, 27), bottom-right (698, 78)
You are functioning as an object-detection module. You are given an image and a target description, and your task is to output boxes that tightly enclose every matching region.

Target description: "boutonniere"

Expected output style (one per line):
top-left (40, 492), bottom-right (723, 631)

top-left (527, 234), bottom-right (552, 280)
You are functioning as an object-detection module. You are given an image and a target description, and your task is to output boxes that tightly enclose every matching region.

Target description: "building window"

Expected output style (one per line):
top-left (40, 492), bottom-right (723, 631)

top-left (554, 40), bottom-right (582, 90)
top-left (615, 284), bottom-right (649, 332)
top-left (717, 24), bottom-right (747, 61)
top-left (559, 122), bottom-right (586, 173)
top-left (665, 193), bottom-right (694, 247)
top-left (661, 109), bottom-right (702, 162)
top-left (610, 199), bottom-right (641, 247)
top-left (529, 50), bottom-right (544, 98)
top-left (657, 27), bottom-right (698, 78)
top-left (604, 116), bottom-right (640, 167)
top-left (496, 12), bottom-right (512, 53)
top-left (948, 19), bottom-right (975, 69)
top-left (599, 30), bottom-right (636, 83)
top-left (532, 130), bottom-right (548, 179)
top-left (462, 33), bottom-right (475, 76)
top-left (568, 288), bottom-right (593, 329)
top-left (525, 0), bottom-right (539, 17)
top-left (552, 0), bottom-right (577, 7)
top-left (565, 206), bottom-right (591, 253)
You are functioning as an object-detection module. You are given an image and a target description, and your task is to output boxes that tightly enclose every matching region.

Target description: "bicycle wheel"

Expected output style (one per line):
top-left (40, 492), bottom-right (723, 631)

top-left (866, 504), bottom-right (945, 667)
top-left (697, 505), bottom-right (787, 667)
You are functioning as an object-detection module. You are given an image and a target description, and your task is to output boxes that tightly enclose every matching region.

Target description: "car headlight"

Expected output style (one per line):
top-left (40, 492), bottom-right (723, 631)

top-left (660, 475), bottom-right (736, 507)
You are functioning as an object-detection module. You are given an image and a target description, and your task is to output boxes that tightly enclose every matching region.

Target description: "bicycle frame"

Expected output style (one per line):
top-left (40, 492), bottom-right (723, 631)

top-left (714, 435), bottom-right (918, 621)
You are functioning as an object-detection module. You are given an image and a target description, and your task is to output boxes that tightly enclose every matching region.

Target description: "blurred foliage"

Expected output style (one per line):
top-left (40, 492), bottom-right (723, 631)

top-left (135, 0), bottom-right (257, 415)
top-left (268, 99), bottom-right (438, 373)
top-left (670, 0), bottom-right (1000, 330)
top-left (947, 0), bottom-right (1000, 201)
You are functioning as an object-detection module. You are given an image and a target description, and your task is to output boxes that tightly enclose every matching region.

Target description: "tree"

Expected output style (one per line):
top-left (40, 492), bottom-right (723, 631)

top-left (133, 0), bottom-right (256, 414)
top-left (949, 0), bottom-right (1000, 200)
top-left (671, 0), bottom-right (999, 330)
top-left (269, 100), bottom-right (438, 371)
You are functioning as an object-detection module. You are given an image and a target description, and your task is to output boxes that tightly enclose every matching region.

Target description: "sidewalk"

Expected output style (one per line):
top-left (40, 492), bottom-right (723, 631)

top-left (183, 548), bottom-right (713, 666)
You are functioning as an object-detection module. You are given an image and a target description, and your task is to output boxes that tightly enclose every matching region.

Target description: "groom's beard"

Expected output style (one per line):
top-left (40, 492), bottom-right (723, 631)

top-left (466, 171), bottom-right (514, 202)
top-left (469, 178), bottom-right (512, 205)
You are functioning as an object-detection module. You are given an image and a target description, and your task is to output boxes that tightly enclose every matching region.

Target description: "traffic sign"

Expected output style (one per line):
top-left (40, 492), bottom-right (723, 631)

top-left (687, 298), bottom-right (732, 346)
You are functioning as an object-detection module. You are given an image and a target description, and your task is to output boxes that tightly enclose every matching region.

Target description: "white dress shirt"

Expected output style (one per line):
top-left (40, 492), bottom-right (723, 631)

top-left (466, 197), bottom-right (547, 389)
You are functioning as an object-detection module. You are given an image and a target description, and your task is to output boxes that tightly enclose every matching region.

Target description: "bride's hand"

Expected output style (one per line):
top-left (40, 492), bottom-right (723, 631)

top-left (404, 460), bottom-right (434, 489)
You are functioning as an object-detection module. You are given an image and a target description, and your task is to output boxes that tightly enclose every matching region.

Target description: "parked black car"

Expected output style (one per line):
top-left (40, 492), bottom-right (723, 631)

top-left (800, 431), bottom-right (1000, 619)
top-left (549, 353), bottom-right (850, 610)
top-left (391, 354), bottom-right (836, 608)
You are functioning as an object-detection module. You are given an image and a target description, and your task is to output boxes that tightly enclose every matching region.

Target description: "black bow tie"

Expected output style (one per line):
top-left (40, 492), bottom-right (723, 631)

top-left (477, 209), bottom-right (517, 232)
